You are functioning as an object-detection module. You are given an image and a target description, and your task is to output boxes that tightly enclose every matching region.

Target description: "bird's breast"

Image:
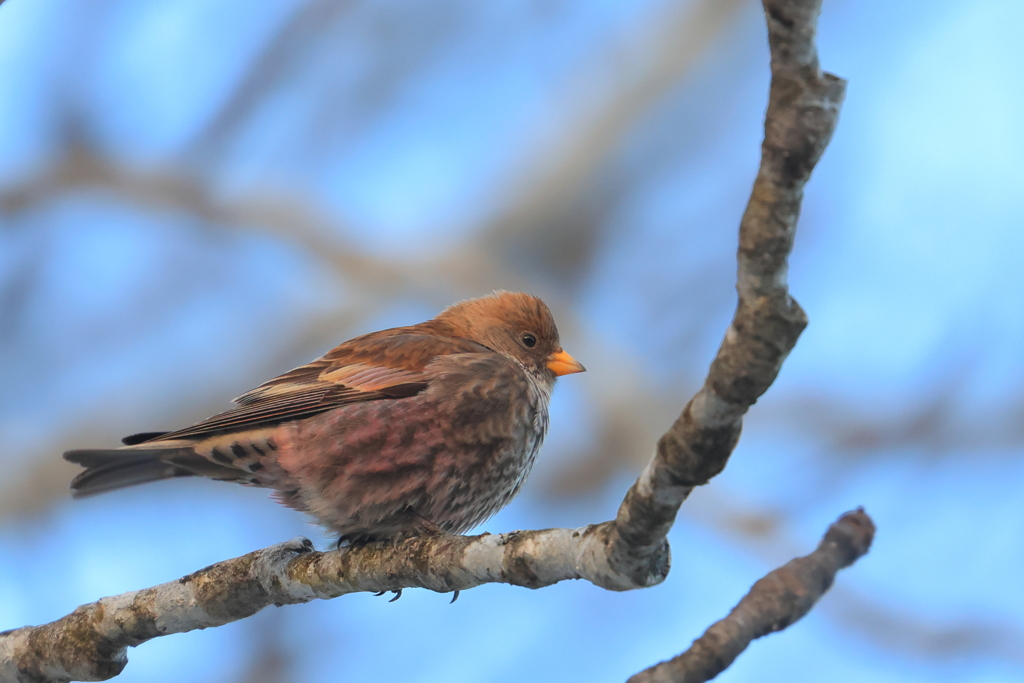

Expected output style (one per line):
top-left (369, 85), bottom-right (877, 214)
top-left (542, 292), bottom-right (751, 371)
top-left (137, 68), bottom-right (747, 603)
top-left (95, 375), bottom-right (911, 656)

top-left (273, 355), bottom-right (553, 537)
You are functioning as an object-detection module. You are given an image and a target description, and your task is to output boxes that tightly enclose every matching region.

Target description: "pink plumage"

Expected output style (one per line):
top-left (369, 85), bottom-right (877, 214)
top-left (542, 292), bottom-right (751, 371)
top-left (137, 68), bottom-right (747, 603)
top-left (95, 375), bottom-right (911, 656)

top-left (64, 292), bottom-right (584, 543)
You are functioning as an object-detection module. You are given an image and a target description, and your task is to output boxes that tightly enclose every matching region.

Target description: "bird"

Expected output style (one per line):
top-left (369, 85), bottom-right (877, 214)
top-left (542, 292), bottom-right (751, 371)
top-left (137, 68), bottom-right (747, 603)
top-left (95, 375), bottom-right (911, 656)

top-left (64, 291), bottom-right (585, 546)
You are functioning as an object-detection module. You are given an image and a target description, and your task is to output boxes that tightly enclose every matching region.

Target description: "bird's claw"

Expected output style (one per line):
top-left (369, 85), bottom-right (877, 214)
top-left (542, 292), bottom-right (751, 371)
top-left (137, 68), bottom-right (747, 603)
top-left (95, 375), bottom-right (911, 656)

top-left (388, 589), bottom-right (402, 602)
top-left (450, 590), bottom-right (460, 604)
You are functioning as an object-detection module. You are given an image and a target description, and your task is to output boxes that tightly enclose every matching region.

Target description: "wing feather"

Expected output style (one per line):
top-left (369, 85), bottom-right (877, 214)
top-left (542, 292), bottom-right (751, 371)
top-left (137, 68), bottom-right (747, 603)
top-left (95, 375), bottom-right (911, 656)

top-left (145, 332), bottom-right (488, 442)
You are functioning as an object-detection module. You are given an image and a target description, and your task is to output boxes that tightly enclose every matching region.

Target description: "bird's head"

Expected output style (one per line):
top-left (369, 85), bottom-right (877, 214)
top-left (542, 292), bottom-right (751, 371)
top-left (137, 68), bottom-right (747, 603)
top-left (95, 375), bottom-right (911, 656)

top-left (436, 291), bottom-right (585, 380)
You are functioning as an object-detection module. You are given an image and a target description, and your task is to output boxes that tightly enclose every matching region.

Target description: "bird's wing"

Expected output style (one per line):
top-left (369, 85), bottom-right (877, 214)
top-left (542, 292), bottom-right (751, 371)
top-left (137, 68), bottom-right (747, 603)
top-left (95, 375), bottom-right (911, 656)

top-left (135, 332), bottom-right (489, 442)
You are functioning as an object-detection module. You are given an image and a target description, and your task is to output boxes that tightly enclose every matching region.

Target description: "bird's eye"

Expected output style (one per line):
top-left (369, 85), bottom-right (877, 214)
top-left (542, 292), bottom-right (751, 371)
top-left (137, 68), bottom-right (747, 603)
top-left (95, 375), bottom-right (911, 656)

top-left (521, 333), bottom-right (537, 348)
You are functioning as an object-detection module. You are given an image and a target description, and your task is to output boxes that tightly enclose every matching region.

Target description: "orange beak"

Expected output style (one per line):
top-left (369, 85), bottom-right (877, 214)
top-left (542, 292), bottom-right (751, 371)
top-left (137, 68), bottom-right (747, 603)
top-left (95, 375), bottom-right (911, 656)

top-left (546, 349), bottom-right (586, 376)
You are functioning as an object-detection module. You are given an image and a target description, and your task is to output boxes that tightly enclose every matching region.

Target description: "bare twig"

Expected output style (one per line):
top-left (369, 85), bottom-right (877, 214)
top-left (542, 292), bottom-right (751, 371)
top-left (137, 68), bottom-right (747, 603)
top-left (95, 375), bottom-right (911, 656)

top-left (186, 0), bottom-right (357, 159)
top-left (628, 509), bottom-right (875, 683)
top-left (472, 0), bottom-right (747, 280)
top-left (0, 139), bottom-right (401, 290)
top-left (0, 0), bottom-right (855, 680)
top-left (595, 0), bottom-right (846, 588)
top-left (0, 509), bottom-right (875, 683)
top-left (0, 526), bottom-right (645, 682)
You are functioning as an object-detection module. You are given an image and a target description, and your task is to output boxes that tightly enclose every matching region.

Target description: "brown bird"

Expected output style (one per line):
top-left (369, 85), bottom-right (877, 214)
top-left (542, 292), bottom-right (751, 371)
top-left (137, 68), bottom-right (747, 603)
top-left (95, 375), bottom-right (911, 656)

top-left (65, 292), bottom-right (584, 544)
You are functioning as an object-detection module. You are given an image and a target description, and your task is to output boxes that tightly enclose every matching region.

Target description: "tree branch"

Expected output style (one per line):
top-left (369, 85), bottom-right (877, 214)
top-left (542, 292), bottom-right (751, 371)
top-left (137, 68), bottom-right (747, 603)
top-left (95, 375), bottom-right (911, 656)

top-left (0, 526), bottom-right (641, 682)
top-left (0, 0), bottom-right (853, 680)
top-left (628, 509), bottom-right (876, 683)
top-left (597, 0), bottom-right (845, 588)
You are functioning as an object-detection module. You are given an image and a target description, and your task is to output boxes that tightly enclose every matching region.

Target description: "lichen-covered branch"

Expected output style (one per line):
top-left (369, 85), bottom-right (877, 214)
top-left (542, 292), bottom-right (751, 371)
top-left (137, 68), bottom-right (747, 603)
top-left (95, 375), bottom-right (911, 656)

top-left (597, 0), bottom-right (846, 590)
top-left (628, 509), bottom-right (876, 683)
top-left (0, 0), bottom-right (855, 680)
top-left (0, 525), bottom-right (630, 682)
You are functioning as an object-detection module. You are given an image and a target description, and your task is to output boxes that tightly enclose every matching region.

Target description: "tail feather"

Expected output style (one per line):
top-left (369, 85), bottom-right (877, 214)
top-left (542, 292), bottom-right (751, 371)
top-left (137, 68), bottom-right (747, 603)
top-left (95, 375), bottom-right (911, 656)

top-left (120, 432), bottom-right (171, 446)
top-left (64, 448), bottom-right (195, 498)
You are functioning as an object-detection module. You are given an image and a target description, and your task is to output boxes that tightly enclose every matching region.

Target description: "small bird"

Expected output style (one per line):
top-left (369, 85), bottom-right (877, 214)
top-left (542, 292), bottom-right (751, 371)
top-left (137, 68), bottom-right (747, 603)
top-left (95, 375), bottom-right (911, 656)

top-left (65, 292), bottom-right (584, 544)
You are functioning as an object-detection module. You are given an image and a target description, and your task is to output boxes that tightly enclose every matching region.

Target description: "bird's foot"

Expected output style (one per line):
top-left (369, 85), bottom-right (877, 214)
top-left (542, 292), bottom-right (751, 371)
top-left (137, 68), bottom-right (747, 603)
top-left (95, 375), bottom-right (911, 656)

top-left (371, 589), bottom-right (402, 601)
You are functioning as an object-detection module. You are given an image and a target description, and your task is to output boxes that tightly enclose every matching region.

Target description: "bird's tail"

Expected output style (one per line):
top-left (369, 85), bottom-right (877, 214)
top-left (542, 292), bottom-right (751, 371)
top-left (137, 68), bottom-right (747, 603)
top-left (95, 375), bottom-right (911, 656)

top-left (63, 448), bottom-right (196, 498)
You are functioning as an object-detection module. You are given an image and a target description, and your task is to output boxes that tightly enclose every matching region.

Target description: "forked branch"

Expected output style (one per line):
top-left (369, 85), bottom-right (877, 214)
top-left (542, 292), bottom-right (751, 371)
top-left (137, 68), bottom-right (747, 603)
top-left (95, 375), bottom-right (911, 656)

top-left (0, 0), bottom-right (860, 681)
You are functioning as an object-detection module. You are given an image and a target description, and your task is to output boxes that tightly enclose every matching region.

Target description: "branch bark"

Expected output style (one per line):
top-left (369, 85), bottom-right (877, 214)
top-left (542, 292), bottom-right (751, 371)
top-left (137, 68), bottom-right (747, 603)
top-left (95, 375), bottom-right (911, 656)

top-left (0, 0), bottom-right (854, 680)
top-left (629, 509), bottom-right (875, 683)
top-left (597, 0), bottom-right (845, 589)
